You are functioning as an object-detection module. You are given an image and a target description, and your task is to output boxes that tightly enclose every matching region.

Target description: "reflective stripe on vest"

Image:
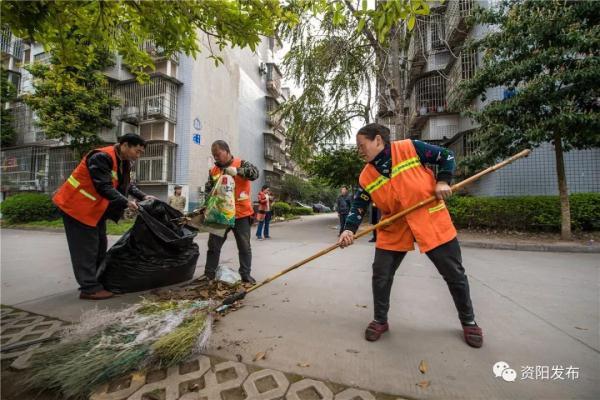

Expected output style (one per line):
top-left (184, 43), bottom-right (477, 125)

top-left (428, 202), bottom-right (446, 213)
top-left (364, 156), bottom-right (422, 195)
top-left (67, 174), bottom-right (99, 201)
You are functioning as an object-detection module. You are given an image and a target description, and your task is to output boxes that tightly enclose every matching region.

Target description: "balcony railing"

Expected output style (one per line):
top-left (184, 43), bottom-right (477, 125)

top-left (115, 75), bottom-right (180, 124)
top-left (408, 74), bottom-right (447, 128)
top-left (1, 27), bottom-right (23, 60)
top-left (263, 170), bottom-right (283, 192)
top-left (447, 49), bottom-right (478, 110)
top-left (264, 135), bottom-right (285, 163)
top-left (141, 40), bottom-right (179, 63)
top-left (132, 140), bottom-right (177, 184)
top-left (445, 0), bottom-right (475, 47)
top-left (266, 63), bottom-right (282, 97)
top-left (0, 145), bottom-right (49, 192)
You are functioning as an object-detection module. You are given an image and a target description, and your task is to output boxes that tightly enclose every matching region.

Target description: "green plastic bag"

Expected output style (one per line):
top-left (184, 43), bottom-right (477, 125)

top-left (203, 174), bottom-right (236, 234)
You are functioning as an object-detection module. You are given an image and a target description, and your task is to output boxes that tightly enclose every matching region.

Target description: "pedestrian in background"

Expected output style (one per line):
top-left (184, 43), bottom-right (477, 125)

top-left (369, 204), bottom-right (379, 243)
top-left (168, 184), bottom-right (186, 213)
top-left (256, 184), bottom-right (273, 240)
top-left (335, 186), bottom-right (352, 236)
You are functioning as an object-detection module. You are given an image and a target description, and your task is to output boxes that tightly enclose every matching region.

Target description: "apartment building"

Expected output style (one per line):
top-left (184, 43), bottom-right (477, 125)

top-left (1, 28), bottom-right (300, 210)
top-left (400, 0), bottom-right (599, 196)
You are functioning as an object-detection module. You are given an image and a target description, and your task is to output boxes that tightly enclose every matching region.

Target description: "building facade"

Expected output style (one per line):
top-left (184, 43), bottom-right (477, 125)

top-left (1, 28), bottom-right (300, 210)
top-left (400, 0), bottom-right (599, 196)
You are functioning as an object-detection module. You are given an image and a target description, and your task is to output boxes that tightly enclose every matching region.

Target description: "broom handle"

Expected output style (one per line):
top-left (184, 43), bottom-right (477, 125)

top-left (243, 149), bottom-right (530, 296)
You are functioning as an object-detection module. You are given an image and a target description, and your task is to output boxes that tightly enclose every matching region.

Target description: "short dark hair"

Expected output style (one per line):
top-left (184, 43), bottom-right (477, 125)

top-left (340, 185), bottom-right (347, 190)
top-left (262, 184), bottom-right (270, 190)
top-left (119, 133), bottom-right (146, 147)
top-left (357, 123), bottom-right (390, 145)
top-left (211, 140), bottom-right (230, 153)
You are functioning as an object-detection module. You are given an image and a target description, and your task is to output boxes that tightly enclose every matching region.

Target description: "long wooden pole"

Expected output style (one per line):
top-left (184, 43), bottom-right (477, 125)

top-left (219, 149), bottom-right (531, 308)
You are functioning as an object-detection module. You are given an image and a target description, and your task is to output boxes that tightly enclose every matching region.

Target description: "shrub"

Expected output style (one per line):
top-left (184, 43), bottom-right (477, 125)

top-left (289, 206), bottom-right (314, 216)
top-left (446, 193), bottom-right (600, 232)
top-left (1, 192), bottom-right (57, 223)
top-left (271, 201), bottom-right (291, 217)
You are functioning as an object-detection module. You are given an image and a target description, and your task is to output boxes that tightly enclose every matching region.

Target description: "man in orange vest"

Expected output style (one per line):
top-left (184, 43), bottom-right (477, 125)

top-left (53, 134), bottom-right (153, 300)
top-left (204, 140), bottom-right (259, 283)
top-left (338, 123), bottom-right (483, 348)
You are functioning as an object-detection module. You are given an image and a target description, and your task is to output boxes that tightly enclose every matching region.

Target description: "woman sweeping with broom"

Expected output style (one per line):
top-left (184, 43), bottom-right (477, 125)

top-left (338, 123), bottom-right (483, 348)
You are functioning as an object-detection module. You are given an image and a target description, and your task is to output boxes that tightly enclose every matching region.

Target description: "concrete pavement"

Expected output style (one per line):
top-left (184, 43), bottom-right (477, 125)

top-left (1, 214), bottom-right (599, 399)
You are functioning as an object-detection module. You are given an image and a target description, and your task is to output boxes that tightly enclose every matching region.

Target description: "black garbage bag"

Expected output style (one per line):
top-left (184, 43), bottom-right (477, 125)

top-left (100, 199), bottom-right (199, 293)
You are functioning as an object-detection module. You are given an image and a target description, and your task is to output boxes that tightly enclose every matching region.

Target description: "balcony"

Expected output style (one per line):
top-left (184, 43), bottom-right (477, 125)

top-left (266, 63), bottom-right (282, 97)
top-left (447, 49), bottom-right (478, 110)
top-left (407, 74), bottom-right (448, 129)
top-left (141, 40), bottom-right (179, 64)
top-left (0, 145), bottom-right (49, 192)
top-left (1, 27), bottom-right (23, 60)
top-left (265, 96), bottom-right (283, 128)
top-left (263, 169), bottom-right (283, 192)
top-left (407, 12), bottom-right (447, 88)
top-left (132, 140), bottom-right (177, 184)
top-left (445, 0), bottom-right (475, 47)
top-left (264, 134), bottom-right (285, 163)
top-left (115, 74), bottom-right (181, 124)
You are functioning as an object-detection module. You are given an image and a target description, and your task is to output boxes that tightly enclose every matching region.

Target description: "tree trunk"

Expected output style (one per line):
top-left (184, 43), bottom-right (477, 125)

top-left (389, 27), bottom-right (404, 139)
top-left (553, 132), bottom-right (572, 240)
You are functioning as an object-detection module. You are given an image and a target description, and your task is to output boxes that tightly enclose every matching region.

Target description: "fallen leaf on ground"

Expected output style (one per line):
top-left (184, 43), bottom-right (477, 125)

top-left (253, 351), bottom-right (267, 361)
top-left (236, 354), bottom-right (243, 362)
top-left (416, 380), bottom-right (430, 389)
top-left (575, 326), bottom-right (588, 330)
top-left (297, 362), bottom-right (310, 367)
top-left (346, 349), bottom-right (360, 354)
top-left (355, 304), bottom-right (368, 308)
top-left (419, 360), bottom-right (428, 374)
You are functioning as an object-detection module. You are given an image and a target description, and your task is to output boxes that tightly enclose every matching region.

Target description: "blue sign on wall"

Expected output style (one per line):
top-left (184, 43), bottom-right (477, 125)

top-left (192, 133), bottom-right (202, 145)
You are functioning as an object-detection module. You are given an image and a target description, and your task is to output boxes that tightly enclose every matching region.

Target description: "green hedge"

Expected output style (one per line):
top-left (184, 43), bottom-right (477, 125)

top-left (289, 206), bottom-right (314, 216)
top-left (1, 193), bottom-right (57, 223)
top-left (446, 193), bottom-right (600, 231)
top-left (271, 201), bottom-right (291, 217)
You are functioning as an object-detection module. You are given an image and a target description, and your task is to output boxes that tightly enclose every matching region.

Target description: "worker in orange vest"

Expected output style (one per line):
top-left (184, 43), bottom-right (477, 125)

top-left (53, 134), bottom-right (154, 300)
top-left (204, 140), bottom-right (259, 283)
top-left (338, 123), bottom-right (483, 348)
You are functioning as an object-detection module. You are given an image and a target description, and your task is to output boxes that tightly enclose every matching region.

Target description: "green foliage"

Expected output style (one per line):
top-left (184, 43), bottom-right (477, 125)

top-left (279, 175), bottom-right (338, 206)
top-left (289, 206), bottom-right (314, 216)
top-left (279, 1), bottom-right (430, 161)
top-left (453, 0), bottom-right (600, 171)
top-left (23, 57), bottom-right (120, 156)
top-left (0, 67), bottom-right (17, 147)
top-left (306, 146), bottom-right (364, 188)
top-left (271, 201), bottom-right (291, 217)
top-left (446, 193), bottom-right (600, 232)
top-left (1, 0), bottom-right (296, 82)
top-left (0, 193), bottom-right (57, 223)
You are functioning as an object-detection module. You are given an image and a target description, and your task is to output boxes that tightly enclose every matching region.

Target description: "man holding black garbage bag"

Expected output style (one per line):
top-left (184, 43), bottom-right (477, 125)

top-left (53, 134), bottom-right (154, 300)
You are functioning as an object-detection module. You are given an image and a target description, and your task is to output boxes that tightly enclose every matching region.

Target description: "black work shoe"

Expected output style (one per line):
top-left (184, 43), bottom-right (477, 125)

top-left (241, 275), bottom-right (256, 284)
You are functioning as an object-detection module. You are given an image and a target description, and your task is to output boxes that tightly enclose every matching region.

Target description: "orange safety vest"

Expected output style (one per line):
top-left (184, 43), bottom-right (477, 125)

top-left (210, 157), bottom-right (254, 219)
top-left (53, 145), bottom-right (119, 227)
top-left (358, 140), bottom-right (456, 253)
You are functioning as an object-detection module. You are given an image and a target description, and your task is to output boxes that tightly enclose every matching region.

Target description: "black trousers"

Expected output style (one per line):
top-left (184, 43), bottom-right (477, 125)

top-left (338, 213), bottom-right (348, 235)
top-left (371, 238), bottom-right (475, 324)
top-left (62, 212), bottom-right (107, 293)
top-left (205, 216), bottom-right (252, 278)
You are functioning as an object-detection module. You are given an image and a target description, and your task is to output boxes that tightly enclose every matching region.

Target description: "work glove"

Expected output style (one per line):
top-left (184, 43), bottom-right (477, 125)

top-left (224, 167), bottom-right (238, 176)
